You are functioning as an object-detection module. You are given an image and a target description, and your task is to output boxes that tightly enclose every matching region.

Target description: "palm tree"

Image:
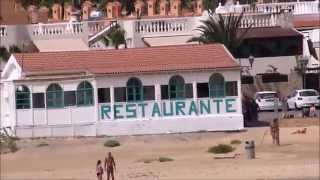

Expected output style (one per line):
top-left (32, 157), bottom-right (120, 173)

top-left (103, 24), bottom-right (126, 49)
top-left (0, 46), bottom-right (9, 62)
top-left (188, 12), bottom-right (251, 57)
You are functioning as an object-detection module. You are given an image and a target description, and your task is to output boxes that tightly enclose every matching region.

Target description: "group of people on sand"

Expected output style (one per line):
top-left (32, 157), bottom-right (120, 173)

top-left (96, 152), bottom-right (116, 180)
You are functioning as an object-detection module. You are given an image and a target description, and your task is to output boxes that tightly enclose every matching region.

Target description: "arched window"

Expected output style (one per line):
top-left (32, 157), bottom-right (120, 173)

top-left (46, 83), bottom-right (64, 108)
top-left (169, 75), bottom-right (185, 99)
top-left (77, 81), bottom-right (94, 106)
top-left (15, 85), bottom-right (30, 109)
top-left (127, 77), bottom-right (143, 101)
top-left (209, 73), bottom-right (225, 98)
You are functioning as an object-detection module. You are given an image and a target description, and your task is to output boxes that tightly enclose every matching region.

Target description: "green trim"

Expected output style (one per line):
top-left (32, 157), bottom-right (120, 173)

top-left (46, 84), bottom-right (64, 108)
top-left (168, 84), bottom-right (185, 100)
top-left (126, 78), bottom-right (143, 102)
top-left (127, 86), bottom-right (143, 102)
top-left (16, 87), bottom-right (31, 109)
top-left (168, 75), bottom-right (186, 100)
top-left (209, 73), bottom-right (226, 98)
top-left (76, 81), bottom-right (94, 106)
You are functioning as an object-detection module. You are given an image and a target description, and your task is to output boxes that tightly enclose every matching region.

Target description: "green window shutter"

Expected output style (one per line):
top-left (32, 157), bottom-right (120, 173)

top-left (46, 84), bottom-right (64, 108)
top-left (209, 73), bottom-right (225, 98)
top-left (126, 77), bottom-right (143, 102)
top-left (15, 85), bottom-right (31, 109)
top-left (76, 81), bottom-right (94, 106)
top-left (168, 75), bottom-right (185, 100)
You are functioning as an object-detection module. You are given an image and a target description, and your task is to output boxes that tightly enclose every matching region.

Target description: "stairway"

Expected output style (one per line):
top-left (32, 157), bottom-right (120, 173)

top-left (88, 21), bottom-right (118, 47)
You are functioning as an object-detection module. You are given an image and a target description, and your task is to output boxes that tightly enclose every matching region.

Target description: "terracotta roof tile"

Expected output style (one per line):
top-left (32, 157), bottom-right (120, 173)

top-left (239, 27), bottom-right (302, 39)
top-left (293, 14), bottom-right (320, 29)
top-left (14, 44), bottom-right (239, 75)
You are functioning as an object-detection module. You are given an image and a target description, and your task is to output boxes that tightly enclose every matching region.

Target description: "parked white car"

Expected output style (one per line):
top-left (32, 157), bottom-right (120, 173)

top-left (287, 89), bottom-right (320, 110)
top-left (254, 91), bottom-right (282, 111)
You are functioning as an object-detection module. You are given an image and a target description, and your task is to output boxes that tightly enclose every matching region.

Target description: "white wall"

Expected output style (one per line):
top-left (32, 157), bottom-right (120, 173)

top-left (9, 69), bottom-right (243, 138)
top-left (96, 70), bottom-right (240, 87)
top-left (239, 56), bottom-right (298, 76)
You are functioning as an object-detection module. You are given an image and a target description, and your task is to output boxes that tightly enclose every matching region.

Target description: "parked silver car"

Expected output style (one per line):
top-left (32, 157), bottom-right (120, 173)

top-left (287, 89), bottom-right (320, 110)
top-left (254, 91), bottom-right (282, 111)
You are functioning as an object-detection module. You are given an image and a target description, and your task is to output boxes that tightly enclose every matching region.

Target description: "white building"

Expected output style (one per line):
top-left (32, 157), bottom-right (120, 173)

top-left (0, 44), bottom-right (243, 138)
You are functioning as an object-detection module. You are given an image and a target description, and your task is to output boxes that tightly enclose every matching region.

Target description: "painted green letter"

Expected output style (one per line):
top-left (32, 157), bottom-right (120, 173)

top-left (226, 98), bottom-right (236, 113)
top-left (114, 104), bottom-right (124, 119)
top-left (163, 101), bottom-right (174, 116)
top-left (152, 102), bottom-right (161, 117)
top-left (213, 99), bottom-right (223, 114)
top-left (138, 103), bottom-right (148, 117)
top-left (200, 99), bottom-right (211, 114)
top-left (188, 101), bottom-right (197, 115)
top-left (126, 104), bottom-right (137, 118)
top-left (175, 101), bottom-right (186, 115)
top-left (101, 105), bottom-right (111, 119)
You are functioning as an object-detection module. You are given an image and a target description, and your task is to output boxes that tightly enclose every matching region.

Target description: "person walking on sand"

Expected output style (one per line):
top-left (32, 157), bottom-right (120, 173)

top-left (96, 160), bottom-right (104, 180)
top-left (270, 118), bottom-right (280, 145)
top-left (104, 152), bottom-right (116, 180)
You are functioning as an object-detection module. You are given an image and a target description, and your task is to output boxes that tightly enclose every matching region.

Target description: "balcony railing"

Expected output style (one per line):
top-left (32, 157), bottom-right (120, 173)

top-left (135, 17), bottom-right (191, 36)
top-left (216, 0), bottom-right (319, 15)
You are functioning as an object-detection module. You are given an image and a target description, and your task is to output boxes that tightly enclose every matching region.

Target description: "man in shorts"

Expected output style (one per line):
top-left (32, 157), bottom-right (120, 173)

top-left (104, 152), bottom-right (116, 180)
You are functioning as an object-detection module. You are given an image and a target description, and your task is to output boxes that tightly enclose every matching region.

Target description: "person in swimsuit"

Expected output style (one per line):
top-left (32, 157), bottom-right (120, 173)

top-left (270, 118), bottom-right (280, 145)
top-left (96, 160), bottom-right (104, 180)
top-left (104, 152), bottom-right (116, 180)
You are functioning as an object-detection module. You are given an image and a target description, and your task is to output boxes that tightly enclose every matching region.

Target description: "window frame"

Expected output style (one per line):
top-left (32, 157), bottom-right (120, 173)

top-left (168, 75), bottom-right (186, 100)
top-left (15, 85), bottom-right (31, 109)
top-left (46, 83), bottom-right (64, 108)
top-left (209, 73), bottom-right (225, 98)
top-left (126, 77), bottom-right (143, 102)
top-left (76, 81), bottom-right (94, 106)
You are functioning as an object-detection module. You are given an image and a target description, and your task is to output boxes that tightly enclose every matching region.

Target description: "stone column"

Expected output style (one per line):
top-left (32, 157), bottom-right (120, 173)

top-left (155, 84), bottom-right (161, 101)
top-left (192, 81), bottom-right (197, 102)
top-left (110, 85), bottom-right (115, 120)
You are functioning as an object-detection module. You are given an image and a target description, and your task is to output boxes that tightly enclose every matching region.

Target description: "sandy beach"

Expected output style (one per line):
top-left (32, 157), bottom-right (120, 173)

top-left (1, 118), bottom-right (319, 180)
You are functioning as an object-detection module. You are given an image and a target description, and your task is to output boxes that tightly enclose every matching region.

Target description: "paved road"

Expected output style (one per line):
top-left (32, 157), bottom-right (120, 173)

top-left (258, 109), bottom-right (320, 122)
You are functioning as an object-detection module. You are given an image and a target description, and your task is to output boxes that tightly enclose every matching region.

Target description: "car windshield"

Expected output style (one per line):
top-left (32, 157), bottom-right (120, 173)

top-left (299, 91), bottom-right (319, 96)
top-left (258, 93), bottom-right (276, 99)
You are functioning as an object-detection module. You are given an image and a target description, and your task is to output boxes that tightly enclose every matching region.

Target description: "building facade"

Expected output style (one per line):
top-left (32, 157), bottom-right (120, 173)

top-left (0, 44), bottom-right (243, 138)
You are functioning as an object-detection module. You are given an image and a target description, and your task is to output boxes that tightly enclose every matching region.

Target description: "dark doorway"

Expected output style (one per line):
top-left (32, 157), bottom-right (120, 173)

top-left (305, 73), bottom-right (320, 91)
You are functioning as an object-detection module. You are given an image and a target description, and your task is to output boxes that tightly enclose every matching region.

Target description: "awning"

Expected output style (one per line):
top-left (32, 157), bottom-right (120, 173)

top-left (33, 38), bottom-right (89, 52)
top-left (142, 35), bottom-right (197, 47)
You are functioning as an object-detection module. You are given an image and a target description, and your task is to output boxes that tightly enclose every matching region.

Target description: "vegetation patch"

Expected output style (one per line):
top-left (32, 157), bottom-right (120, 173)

top-left (104, 139), bottom-right (120, 147)
top-left (37, 142), bottom-right (49, 147)
top-left (158, 157), bottom-right (174, 162)
top-left (208, 144), bottom-right (235, 154)
top-left (0, 128), bottom-right (19, 153)
top-left (230, 139), bottom-right (242, 145)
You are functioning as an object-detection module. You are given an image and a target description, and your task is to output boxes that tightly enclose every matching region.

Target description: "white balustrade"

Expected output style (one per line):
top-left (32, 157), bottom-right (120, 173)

top-left (88, 20), bottom-right (113, 35)
top-left (135, 18), bottom-right (190, 35)
top-left (0, 26), bottom-right (7, 37)
top-left (217, 0), bottom-right (319, 15)
top-left (30, 22), bottom-right (85, 37)
top-left (237, 13), bottom-right (280, 28)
